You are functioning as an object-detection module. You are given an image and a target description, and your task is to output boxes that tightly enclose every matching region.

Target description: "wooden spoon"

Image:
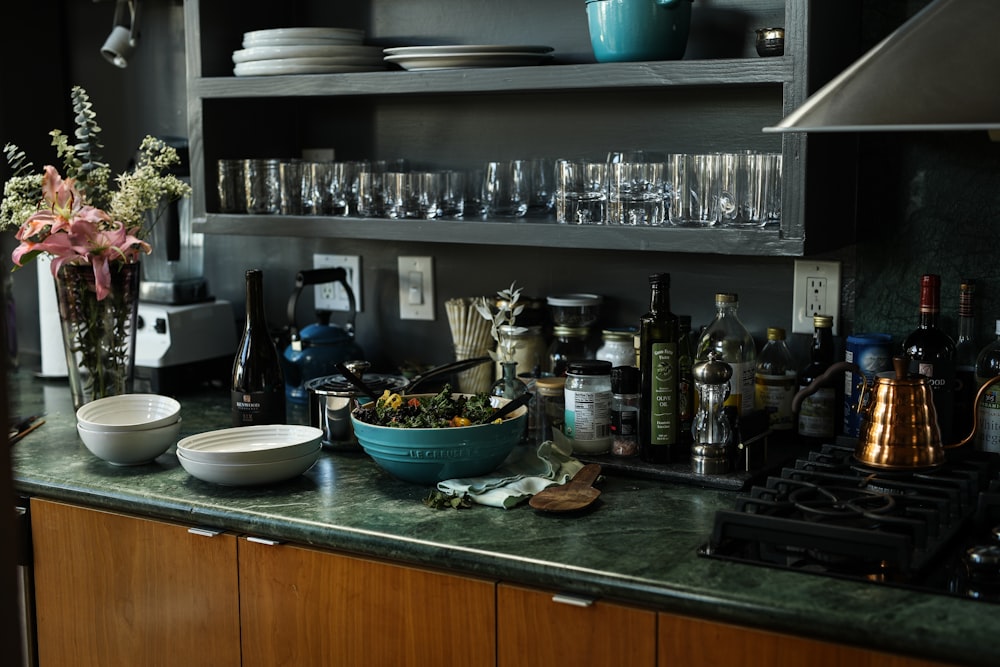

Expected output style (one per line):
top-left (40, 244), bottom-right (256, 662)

top-left (529, 463), bottom-right (602, 513)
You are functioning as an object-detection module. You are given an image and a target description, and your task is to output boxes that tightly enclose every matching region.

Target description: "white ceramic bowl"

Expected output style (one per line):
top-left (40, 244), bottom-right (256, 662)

top-left (77, 418), bottom-right (182, 465)
top-left (76, 394), bottom-right (181, 432)
top-left (176, 425), bottom-right (323, 464)
top-left (176, 446), bottom-right (320, 486)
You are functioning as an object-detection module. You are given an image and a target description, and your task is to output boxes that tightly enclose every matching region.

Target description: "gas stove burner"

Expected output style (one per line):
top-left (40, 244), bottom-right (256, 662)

top-left (849, 458), bottom-right (942, 478)
top-left (788, 484), bottom-right (896, 520)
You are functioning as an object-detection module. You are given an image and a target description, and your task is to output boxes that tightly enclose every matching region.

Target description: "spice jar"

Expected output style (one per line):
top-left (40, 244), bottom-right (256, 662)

top-left (563, 359), bottom-right (613, 454)
top-left (610, 365), bottom-right (639, 456)
top-left (534, 375), bottom-right (566, 445)
top-left (596, 327), bottom-right (638, 368)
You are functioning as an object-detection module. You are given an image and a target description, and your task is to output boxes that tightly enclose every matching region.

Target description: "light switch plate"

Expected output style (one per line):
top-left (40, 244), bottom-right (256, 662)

top-left (398, 256), bottom-right (434, 320)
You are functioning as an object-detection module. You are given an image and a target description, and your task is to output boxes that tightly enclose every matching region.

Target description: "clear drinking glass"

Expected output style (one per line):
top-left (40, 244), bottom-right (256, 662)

top-left (555, 160), bottom-right (608, 225)
top-left (482, 160), bottom-right (529, 218)
top-left (217, 159), bottom-right (246, 214)
top-left (244, 158), bottom-right (280, 215)
top-left (608, 161), bottom-right (665, 226)
top-left (669, 153), bottom-right (721, 227)
top-left (279, 160), bottom-right (310, 215)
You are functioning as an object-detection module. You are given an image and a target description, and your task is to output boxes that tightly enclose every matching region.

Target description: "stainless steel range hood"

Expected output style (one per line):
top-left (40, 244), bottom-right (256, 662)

top-left (765, 0), bottom-right (1000, 133)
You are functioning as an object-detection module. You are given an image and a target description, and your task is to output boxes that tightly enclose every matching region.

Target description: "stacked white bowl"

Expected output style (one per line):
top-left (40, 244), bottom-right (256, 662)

top-left (232, 27), bottom-right (385, 76)
top-left (76, 394), bottom-right (182, 465)
top-left (176, 425), bottom-right (323, 486)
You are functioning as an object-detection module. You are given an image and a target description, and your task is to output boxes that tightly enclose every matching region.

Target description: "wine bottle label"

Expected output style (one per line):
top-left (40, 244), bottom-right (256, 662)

top-left (976, 385), bottom-right (1000, 454)
top-left (648, 342), bottom-right (678, 446)
top-left (798, 387), bottom-right (835, 438)
top-left (723, 361), bottom-right (755, 416)
top-left (232, 390), bottom-right (285, 427)
top-left (755, 372), bottom-right (795, 431)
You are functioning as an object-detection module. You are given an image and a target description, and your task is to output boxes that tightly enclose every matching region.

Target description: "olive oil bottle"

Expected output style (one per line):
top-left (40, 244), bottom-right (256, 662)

top-left (638, 273), bottom-right (682, 463)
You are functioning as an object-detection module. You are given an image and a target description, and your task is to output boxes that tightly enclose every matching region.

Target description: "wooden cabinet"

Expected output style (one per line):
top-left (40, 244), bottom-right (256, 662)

top-left (183, 0), bottom-right (863, 257)
top-left (657, 612), bottom-right (957, 667)
top-left (29, 498), bottom-right (240, 667)
top-left (497, 583), bottom-right (657, 667)
top-left (238, 537), bottom-right (495, 667)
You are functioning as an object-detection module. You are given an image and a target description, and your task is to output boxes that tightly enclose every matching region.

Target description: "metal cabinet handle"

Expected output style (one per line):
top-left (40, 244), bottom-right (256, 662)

top-left (551, 593), bottom-right (595, 608)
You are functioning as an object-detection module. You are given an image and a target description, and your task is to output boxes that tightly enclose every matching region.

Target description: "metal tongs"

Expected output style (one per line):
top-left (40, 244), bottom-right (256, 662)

top-left (8, 414), bottom-right (45, 445)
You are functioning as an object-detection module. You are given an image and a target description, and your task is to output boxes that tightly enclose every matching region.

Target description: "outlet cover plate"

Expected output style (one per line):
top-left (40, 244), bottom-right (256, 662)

top-left (313, 254), bottom-right (362, 312)
top-left (398, 256), bottom-right (435, 321)
top-left (792, 259), bottom-right (841, 335)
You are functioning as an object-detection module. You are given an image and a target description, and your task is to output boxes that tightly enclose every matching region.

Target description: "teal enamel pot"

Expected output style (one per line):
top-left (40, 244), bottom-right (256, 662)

top-left (586, 0), bottom-right (693, 63)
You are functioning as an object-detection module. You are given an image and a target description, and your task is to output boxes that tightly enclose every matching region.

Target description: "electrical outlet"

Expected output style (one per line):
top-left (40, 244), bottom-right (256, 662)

top-left (398, 256), bottom-right (435, 321)
top-left (313, 254), bottom-right (362, 312)
top-left (792, 260), bottom-right (841, 335)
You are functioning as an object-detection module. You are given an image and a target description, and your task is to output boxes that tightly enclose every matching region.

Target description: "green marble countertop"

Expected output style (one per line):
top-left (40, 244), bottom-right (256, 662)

top-left (8, 371), bottom-right (997, 667)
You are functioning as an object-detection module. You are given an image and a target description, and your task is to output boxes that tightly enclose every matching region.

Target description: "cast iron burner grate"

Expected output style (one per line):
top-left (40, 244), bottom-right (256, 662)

top-left (700, 443), bottom-right (999, 598)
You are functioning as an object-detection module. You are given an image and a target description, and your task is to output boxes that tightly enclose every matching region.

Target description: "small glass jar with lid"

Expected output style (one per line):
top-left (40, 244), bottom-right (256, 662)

top-left (596, 326), bottom-right (638, 368)
top-left (533, 375), bottom-right (567, 445)
top-left (548, 325), bottom-right (593, 376)
top-left (494, 324), bottom-right (547, 380)
top-left (563, 359), bottom-right (613, 454)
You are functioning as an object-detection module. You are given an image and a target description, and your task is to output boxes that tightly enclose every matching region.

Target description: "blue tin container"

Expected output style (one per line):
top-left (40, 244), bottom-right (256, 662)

top-left (843, 333), bottom-right (894, 437)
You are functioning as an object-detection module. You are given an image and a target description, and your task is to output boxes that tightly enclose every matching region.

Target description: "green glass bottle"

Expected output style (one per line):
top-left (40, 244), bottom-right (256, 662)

top-left (638, 273), bottom-right (681, 463)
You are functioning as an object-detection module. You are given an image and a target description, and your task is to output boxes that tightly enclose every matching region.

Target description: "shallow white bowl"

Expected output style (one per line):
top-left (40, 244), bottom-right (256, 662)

top-left (176, 446), bottom-right (320, 486)
top-left (176, 424), bottom-right (323, 464)
top-left (78, 418), bottom-right (182, 465)
top-left (76, 394), bottom-right (181, 432)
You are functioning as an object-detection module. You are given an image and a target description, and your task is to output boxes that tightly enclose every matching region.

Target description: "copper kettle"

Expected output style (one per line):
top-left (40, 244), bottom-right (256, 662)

top-left (793, 357), bottom-right (1000, 470)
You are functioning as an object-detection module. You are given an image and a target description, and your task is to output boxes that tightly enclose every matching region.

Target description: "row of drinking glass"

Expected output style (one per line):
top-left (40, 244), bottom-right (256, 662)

top-left (216, 151), bottom-right (781, 226)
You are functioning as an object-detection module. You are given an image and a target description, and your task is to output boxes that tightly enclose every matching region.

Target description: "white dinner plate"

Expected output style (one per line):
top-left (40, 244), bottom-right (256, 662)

top-left (243, 27), bottom-right (364, 44)
top-left (177, 446), bottom-right (321, 486)
top-left (233, 44), bottom-right (385, 63)
top-left (234, 61), bottom-right (385, 76)
top-left (242, 36), bottom-right (364, 48)
top-left (176, 424), bottom-right (323, 464)
top-left (382, 44), bottom-right (554, 56)
top-left (384, 52), bottom-right (553, 71)
top-left (235, 56), bottom-right (386, 68)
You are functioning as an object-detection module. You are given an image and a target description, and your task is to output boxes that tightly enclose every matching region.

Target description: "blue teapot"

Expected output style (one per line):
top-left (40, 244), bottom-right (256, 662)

top-left (282, 268), bottom-right (364, 406)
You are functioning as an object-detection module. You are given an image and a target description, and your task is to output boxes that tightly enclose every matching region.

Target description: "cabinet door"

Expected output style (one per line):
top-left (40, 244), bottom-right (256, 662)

top-left (30, 498), bottom-right (240, 667)
top-left (658, 612), bottom-right (956, 667)
top-left (497, 583), bottom-right (656, 667)
top-left (239, 538), bottom-right (496, 667)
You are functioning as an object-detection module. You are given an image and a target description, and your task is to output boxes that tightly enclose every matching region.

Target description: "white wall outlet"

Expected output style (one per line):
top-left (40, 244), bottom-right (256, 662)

top-left (313, 254), bottom-right (362, 312)
top-left (792, 260), bottom-right (841, 335)
top-left (398, 256), bottom-right (435, 321)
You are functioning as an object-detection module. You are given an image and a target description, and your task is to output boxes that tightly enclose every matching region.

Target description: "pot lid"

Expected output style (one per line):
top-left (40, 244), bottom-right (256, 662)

top-left (305, 373), bottom-right (408, 396)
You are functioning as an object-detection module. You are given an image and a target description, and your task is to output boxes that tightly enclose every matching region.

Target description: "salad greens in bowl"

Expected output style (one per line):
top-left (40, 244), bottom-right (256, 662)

top-left (350, 385), bottom-right (527, 484)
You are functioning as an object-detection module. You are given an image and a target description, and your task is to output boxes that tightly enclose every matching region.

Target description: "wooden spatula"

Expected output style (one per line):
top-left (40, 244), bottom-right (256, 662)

top-left (529, 463), bottom-right (602, 513)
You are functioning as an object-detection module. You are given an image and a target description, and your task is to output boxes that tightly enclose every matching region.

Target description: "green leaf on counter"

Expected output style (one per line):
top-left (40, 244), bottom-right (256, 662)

top-left (423, 490), bottom-right (473, 510)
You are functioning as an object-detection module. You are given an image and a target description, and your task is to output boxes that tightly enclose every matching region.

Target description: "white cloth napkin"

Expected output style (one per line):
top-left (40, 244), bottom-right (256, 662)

top-left (436, 439), bottom-right (584, 509)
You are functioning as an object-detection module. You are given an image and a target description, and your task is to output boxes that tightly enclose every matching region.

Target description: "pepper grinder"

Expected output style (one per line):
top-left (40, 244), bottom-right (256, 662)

top-left (691, 350), bottom-right (732, 475)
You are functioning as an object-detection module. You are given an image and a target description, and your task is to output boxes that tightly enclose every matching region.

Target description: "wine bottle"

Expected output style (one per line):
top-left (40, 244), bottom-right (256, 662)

top-left (695, 293), bottom-right (756, 417)
top-left (638, 273), bottom-right (681, 464)
top-left (677, 314), bottom-right (695, 448)
top-left (954, 278), bottom-right (978, 438)
top-left (902, 274), bottom-right (956, 442)
top-left (755, 327), bottom-right (796, 435)
top-left (797, 315), bottom-right (837, 446)
top-left (231, 269), bottom-right (286, 427)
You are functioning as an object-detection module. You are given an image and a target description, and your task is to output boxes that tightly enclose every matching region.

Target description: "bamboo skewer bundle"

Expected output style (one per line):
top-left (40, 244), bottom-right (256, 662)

top-left (445, 297), bottom-right (494, 393)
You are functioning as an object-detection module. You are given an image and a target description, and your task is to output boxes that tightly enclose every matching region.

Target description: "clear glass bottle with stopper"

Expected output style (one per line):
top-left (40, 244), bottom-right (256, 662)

top-left (691, 351), bottom-right (732, 475)
top-left (695, 293), bottom-right (756, 417)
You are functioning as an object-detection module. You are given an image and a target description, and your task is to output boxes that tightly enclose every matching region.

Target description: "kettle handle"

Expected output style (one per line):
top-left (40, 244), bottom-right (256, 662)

top-left (655, 0), bottom-right (693, 7)
top-left (286, 268), bottom-right (357, 344)
top-left (791, 361), bottom-right (860, 414)
top-left (948, 375), bottom-right (1000, 449)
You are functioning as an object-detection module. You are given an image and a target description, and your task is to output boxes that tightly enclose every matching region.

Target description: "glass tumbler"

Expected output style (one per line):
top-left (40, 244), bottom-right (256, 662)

top-left (482, 160), bottom-right (529, 218)
top-left (555, 160), bottom-right (608, 225)
top-left (608, 161), bottom-right (665, 226)
top-left (217, 159), bottom-right (246, 213)
top-left (243, 158), bottom-right (281, 215)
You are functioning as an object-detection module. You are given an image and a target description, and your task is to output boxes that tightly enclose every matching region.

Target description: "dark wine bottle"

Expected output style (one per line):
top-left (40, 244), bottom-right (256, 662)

top-left (231, 269), bottom-right (286, 427)
top-left (797, 315), bottom-right (837, 447)
top-left (638, 273), bottom-right (682, 464)
top-left (954, 278), bottom-right (978, 439)
top-left (902, 274), bottom-right (956, 442)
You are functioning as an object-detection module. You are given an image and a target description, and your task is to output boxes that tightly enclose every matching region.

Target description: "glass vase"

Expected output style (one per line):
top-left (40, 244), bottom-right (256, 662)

top-left (54, 262), bottom-right (141, 410)
top-left (491, 361), bottom-right (530, 443)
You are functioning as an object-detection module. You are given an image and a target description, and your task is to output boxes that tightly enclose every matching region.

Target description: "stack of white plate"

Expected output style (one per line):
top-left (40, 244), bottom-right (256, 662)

top-left (176, 424), bottom-right (323, 485)
top-left (383, 45), bottom-right (554, 71)
top-left (234, 27), bottom-right (385, 76)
